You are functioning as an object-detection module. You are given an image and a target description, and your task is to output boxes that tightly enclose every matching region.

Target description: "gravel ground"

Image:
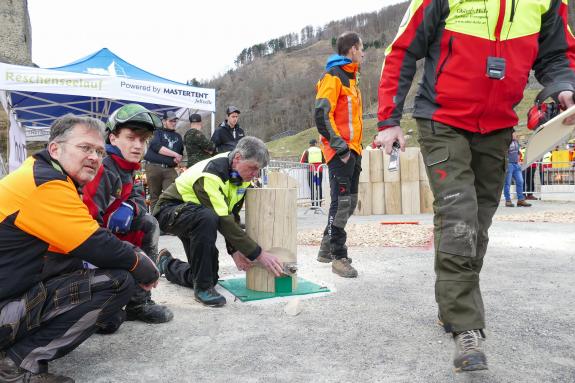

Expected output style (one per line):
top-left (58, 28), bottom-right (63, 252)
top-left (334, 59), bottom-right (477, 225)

top-left (52, 200), bottom-right (575, 382)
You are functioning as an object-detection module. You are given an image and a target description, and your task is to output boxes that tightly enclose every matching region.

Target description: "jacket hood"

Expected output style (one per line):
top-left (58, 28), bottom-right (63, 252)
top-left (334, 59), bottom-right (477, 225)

top-left (325, 55), bottom-right (352, 70)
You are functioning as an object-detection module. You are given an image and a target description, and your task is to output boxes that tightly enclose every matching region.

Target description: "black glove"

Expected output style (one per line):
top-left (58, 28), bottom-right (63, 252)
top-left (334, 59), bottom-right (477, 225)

top-left (130, 251), bottom-right (159, 285)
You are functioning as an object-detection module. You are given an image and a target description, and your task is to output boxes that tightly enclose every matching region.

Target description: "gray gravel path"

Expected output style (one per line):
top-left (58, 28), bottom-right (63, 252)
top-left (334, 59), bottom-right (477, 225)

top-left (53, 200), bottom-right (575, 382)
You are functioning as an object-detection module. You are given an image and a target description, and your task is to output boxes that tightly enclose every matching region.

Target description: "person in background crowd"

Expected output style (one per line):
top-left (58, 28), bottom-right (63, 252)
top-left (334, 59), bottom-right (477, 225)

top-left (211, 106), bottom-right (245, 153)
top-left (504, 132), bottom-right (532, 207)
top-left (300, 138), bottom-right (326, 207)
top-left (0, 114), bottom-right (158, 383)
top-left (184, 113), bottom-right (215, 167)
top-left (144, 110), bottom-right (184, 212)
top-left (82, 104), bottom-right (174, 332)
top-left (520, 147), bottom-right (538, 200)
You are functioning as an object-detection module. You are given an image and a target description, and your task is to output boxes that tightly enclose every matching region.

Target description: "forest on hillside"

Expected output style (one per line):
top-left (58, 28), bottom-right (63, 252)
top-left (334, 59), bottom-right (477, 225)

top-left (203, 1), bottom-right (410, 141)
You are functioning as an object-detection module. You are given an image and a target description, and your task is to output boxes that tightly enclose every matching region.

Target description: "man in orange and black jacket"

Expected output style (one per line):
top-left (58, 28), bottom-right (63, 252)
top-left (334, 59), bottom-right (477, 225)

top-left (377, 0), bottom-right (575, 371)
top-left (314, 31), bottom-right (364, 279)
top-left (0, 115), bottom-right (158, 382)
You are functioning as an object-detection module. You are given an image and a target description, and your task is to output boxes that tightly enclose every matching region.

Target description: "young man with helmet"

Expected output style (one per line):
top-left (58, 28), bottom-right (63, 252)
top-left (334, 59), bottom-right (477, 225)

top-left (82, 104), bottom-right (174, 330)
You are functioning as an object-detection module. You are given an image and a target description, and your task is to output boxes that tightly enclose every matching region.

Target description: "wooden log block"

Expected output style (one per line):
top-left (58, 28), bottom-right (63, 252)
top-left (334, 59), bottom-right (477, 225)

top-left (420, 180), bottom-right (434, 213)
top-left (400, 147), bottom-right (420, 182)
top-left (267, 170), bottom-right (298, 189)
top-left (383, 152), bottom-right (400, 183)
top-left (418, 151), bottom-right (429, 182)
top-left (401, 180), bottom-right (421, 215)
top-left (384, 182), bottom-right (401, 214)
top-left (371, 182), bottom-right (385, 215)
top-left (245, 188), bottom-right (297, 292)
top-left (355, 182), bottom-right (372, 216)
top-left (359, 152), bottom-right (370, 183)
top-left (369, 150), bottom-right (384, 182)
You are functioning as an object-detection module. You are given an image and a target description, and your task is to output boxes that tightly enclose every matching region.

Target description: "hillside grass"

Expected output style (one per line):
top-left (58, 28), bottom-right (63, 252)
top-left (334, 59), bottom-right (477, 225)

top-left (267, 88), bottom-right (539, 159)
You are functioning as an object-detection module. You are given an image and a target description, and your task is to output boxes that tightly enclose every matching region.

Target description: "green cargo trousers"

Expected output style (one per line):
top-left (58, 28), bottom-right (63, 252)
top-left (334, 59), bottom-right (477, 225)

top-left (417, 119), bottom-right (512, 333)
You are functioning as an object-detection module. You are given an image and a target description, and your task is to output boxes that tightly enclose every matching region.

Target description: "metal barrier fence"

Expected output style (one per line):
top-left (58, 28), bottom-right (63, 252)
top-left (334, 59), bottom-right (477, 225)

top-left (508, 161), bottom-right (575, 201)
top-left (263, 160), bottom-right (329, 212)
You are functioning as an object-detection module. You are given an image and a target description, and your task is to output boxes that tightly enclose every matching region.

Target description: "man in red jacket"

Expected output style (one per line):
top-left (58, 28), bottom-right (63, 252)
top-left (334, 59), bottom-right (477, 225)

top-left (377, 0), bottom-right (575, 372)
top-left (82, 104), bottom-right (174, 331)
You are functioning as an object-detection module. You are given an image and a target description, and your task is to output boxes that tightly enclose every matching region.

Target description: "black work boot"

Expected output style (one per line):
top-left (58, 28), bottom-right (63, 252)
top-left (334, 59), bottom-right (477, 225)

top-left (453, 329), bottom-right (488, 372)
top-left (0, 355), bottom-right (74, 383)
top-left (126, 290), bottom-right (174, 324)
top-left (96, 309), bottom-right (126, 334)
top-left (194, 287), bottom-right (226, 307)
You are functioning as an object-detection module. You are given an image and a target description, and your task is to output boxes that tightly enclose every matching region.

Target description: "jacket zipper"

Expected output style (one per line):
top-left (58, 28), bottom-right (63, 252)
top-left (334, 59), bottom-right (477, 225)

top-left (435, 36), bottom-right (454, 82)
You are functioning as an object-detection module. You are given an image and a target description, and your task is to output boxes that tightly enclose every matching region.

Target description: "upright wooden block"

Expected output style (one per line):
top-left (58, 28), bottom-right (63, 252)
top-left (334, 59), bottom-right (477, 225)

top-left (400, 147), bottom-right (420, 182)
top-left (401, 180), bottom-right (421, 215)
top-left (245, 188), bottom-right (297, 292)
top-left (420, 180), bottom-right (434, 213)
top-left (418, 151), bottom-right (429, 182)
top-left (371, 182), bottom-right (385, 215)
top-left (359, 152), bottom-right (370, 183)
top-left (369, 150), bottom-right (384, 182)
top-left (267, 171), bottom-right (298, 189)
top-left (355, 182), bottom-right (372, 216)
top-left (383, 152), bottom-right (400, 183)
top-left (384, 182), bottom-right (402, 215)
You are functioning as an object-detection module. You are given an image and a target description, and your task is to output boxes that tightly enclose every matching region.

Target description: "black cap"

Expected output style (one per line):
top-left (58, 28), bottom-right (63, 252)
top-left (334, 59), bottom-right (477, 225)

top-left (189, 113), bottom-right (202, 123)
top-left (163, 110), bottom-right (178, 120)
top-left (309, 139), bottom-right (317, 145)
top-left (226, 105), bottom-right (241, 115)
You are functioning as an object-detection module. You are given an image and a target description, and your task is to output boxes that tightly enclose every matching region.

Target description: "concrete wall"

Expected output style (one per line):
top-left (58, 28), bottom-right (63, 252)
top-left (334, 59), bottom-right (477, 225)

top-left (0, 0), bottom-right (32, 66)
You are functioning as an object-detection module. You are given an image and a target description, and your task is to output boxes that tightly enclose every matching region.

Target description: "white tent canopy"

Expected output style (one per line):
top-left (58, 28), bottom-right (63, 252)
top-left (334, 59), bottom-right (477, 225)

top-left (0, 48), bottom-right (216, 172)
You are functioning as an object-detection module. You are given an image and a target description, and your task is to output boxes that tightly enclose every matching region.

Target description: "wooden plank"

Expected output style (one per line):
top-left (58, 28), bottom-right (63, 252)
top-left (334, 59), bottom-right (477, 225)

top-left (400, 147), bottom-right (420, 182)
top-left (369, 150), bottom-right (384, 182)
top-left (355, 182), bottom-right (372, 215)
top-left (267, 171), bottom-right (298, 189)
top-left (359, 152), bottom-right (370, 183)
top-left (383, 152), bottom-right (400, 183)
top-left (420, 180), bottom-right (434, 214)
top-left (384, 182), bottom-right (402, 215)
top-left (245, 188), bottom-right (297, 292)
top-left (401, 181), bottom-right (420, 215)
top-left (371, 182), bottom-right (385, 215)
top-left (418, 150), bottom-right (428, 182)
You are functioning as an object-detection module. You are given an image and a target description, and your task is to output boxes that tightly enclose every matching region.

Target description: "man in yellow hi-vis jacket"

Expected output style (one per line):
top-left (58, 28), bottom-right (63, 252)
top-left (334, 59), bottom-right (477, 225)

top-left (153, 137), bottom-right (283, 307)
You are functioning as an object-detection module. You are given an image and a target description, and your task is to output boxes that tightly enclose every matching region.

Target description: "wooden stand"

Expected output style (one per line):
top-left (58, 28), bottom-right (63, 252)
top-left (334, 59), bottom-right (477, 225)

top-left (384, 152), bottom-right (401, 214)
top-left (419, 152), bottom-right (434, 213)
top-left (371, 182), bottom-right (385, 215)
top-left (245, 188), bottom-right (297, 293)
top-left (355, 182), bottom-right (372, 215)
top-left (400, 148), bottom-right (420, 214)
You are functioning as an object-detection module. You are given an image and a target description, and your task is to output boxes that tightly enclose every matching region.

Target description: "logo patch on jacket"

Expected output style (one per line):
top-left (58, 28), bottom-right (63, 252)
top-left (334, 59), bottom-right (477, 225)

top-left (237, 188), bottom-right (246, 195)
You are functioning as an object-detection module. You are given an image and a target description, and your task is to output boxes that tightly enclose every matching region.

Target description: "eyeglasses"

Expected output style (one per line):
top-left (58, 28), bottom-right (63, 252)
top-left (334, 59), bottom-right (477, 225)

top-left (60, 142), bottom-right (106, 158)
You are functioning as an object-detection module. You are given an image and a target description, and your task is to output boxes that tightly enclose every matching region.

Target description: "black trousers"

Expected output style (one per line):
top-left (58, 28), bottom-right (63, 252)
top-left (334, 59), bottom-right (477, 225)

top-left (155, 202), bottom-right (220, 290)
top-left (317, 152), bottom-right (361, 260)
top-left (0, 269), bottom-right (134, 373)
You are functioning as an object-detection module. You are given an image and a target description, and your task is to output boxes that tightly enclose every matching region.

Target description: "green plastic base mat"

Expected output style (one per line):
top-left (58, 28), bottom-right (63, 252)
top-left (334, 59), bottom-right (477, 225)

top-left (218, 276), bottom-right (330, 302)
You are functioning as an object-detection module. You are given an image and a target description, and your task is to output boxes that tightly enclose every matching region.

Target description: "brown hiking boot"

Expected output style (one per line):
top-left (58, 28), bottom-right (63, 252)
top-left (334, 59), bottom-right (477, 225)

top-left (517, 199), bottom-right (532, 207)
top-left (525, 194), bottom-right (538, 200)
top-left (505, 200), bottom-right (514, 207)
top-left (453, 329), bottom-right (488, 372)
top-left (332, 258), bottom-right (357, 278)
top-left (317, 252), bottom-right (332, 263)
